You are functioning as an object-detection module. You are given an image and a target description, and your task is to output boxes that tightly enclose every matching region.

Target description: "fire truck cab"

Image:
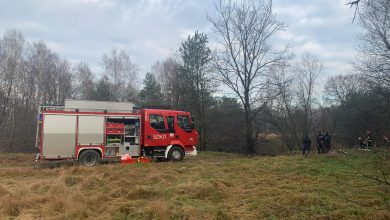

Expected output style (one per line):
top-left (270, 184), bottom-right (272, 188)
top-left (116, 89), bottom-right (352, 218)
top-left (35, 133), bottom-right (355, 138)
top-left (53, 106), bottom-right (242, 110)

top-left (141, 109), bottom-right (198, 159)
top-left (35, 100), bottom-right (198, 166)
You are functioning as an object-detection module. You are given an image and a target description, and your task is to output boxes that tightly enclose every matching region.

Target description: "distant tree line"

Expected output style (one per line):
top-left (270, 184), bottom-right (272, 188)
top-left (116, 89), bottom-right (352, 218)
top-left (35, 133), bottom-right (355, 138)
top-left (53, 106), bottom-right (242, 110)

top-left (0, 31), bottom-right (140, 152)
top-left (0, 0), bottom-right (389, 154)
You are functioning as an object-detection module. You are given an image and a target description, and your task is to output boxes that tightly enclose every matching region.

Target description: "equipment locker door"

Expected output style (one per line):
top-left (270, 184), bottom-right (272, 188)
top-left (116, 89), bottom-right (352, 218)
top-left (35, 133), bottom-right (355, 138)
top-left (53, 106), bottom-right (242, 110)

top-left (42, 114), bottom-right (76, 158)
top-left (78, 115), bottom-right (104, 145)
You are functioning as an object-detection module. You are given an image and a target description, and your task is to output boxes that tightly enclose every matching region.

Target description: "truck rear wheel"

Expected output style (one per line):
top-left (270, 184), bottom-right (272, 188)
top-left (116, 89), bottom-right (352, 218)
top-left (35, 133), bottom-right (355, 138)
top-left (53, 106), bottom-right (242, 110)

top-left (79, 150), bottom-right (101, 167)
top-left (168, 146), bottom-right (184, 162)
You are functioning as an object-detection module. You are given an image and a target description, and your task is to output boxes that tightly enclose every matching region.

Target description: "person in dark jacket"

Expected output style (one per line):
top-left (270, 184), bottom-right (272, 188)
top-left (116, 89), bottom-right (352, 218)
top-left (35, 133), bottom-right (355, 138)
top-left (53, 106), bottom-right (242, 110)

top-left (383, 135), bottom-right (390, 150)
top-left (302, 135), bottom-right (311, 156)
top-left (365, 131), bottom-right (373, 149)
top-left (316, 132), bottom-right (324, 154)
top-left (323, 132), bottom-right (331, 153)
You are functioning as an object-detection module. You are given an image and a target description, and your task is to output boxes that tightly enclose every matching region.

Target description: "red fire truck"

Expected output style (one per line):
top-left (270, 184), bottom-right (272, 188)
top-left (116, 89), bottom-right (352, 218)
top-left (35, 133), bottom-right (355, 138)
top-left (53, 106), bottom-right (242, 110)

top-left (35, 100), bottom-right (198, 166)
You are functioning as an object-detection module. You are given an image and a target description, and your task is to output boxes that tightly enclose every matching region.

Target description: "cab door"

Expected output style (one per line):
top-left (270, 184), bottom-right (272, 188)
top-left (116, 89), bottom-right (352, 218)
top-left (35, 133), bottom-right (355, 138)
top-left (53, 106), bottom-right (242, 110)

top-left (144, 113), bottom-right (170, 147)
top-left (166, 115), bottom-right (175, 143)
top-left (175, 114), bottom-right (197, 148)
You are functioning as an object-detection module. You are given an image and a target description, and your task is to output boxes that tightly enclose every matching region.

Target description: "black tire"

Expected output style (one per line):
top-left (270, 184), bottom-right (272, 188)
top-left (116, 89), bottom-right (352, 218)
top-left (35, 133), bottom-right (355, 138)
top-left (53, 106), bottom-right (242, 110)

top-left (168, 146), bottom-right (185, 162)
top-left (79, 150), bottom-right (101, 167)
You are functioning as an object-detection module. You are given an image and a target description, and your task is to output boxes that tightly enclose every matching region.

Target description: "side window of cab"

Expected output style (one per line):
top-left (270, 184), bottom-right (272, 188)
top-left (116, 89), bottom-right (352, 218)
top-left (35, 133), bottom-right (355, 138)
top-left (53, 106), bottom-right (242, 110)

top-left (149, 115), bottom-right (165, 130)
top-left (177, 115), bottom-right (193, 132)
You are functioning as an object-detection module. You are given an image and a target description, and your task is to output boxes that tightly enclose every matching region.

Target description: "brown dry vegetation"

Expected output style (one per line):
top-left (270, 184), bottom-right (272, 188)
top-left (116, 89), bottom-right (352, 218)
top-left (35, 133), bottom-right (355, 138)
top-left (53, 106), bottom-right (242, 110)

top-left (0, 151), bottom-right (389, 219)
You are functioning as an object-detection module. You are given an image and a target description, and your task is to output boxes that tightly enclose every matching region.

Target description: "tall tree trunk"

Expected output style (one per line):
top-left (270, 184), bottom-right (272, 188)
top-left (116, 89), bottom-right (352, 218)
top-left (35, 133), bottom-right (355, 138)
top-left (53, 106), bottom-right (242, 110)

top-left (244, 100), bottom-right (254, 154)
top-left (282, 93), bottom-right (300, 150)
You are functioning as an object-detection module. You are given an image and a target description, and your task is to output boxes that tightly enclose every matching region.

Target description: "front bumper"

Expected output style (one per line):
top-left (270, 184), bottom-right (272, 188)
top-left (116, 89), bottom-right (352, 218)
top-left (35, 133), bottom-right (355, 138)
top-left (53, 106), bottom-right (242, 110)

top-left (185, 146), bottom-right (197, 156)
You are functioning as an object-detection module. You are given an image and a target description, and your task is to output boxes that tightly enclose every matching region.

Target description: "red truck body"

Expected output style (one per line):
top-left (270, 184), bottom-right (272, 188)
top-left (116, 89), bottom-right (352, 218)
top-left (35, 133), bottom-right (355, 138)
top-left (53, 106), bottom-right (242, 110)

top-left (36, 104), bottom-right (198, 166)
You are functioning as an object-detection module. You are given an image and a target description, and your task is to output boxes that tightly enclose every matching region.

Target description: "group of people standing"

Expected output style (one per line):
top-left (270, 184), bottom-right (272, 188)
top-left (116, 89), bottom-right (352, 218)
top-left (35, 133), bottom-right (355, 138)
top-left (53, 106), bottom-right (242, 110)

top-left (302, 132), bottom-right (332, 155)
top-left (316, 132), bottom-right (332, 154)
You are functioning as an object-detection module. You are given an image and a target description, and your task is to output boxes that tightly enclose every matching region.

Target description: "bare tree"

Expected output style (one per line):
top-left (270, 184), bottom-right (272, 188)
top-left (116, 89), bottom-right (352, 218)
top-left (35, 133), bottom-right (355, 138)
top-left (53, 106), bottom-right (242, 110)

top-left (57, 60), bottom-right (73, 104)
top-left (27, 41), bottom-right (73, 105)
top-left (0, 30), bottom-right (26, 151)
top-left (208, 0), bottom-right (287, 154)
top-left (324, 74), bottom-right (363, 105)
top-left (354, 0), bottom-right (390, 89)
top-left (102, 48), bottom-right (138, 101)
top-left (296, 53), bottom-right (322, 136)
top-left (0, 30), bottom-right (74, 151)
top-left (0, 30), bottom-right (25, 127)
top-left (152, 58), bottom-right (184, 109)
top-left (73, 62), bottom-right (95, 100)
top-left (266, 60), bottom-right (301, 150)
top-left (347, 0), bottom-right (362, 21)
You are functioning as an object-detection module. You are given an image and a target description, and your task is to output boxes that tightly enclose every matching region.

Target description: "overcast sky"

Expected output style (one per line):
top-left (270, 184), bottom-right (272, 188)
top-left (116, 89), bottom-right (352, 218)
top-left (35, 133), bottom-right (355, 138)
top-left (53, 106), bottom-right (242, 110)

top-left (0, 0), bottom-right (361, 83)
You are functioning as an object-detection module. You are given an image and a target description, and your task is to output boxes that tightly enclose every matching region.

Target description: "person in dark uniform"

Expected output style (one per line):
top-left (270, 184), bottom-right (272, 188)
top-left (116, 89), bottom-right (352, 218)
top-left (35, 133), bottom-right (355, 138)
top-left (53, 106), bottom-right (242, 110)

top-left (358, 136), bottom-right (365, 148)
top-left (323, 132), bottom-right (331, 153)
top-left (365, 131), bottom-right (373, 149)
top-left (383, 135), bottom-right (390, 150)
top-left (316, 132), bottom-right (324, 154)
top-left (302, 135), bottom-right (311, 156)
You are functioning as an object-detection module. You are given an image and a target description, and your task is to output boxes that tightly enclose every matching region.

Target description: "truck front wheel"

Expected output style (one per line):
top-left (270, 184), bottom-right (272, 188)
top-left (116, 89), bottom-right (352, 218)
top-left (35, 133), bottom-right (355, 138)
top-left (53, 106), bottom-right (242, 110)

top-left (79, 150), bottom-right (101, 167)
top-left (168, 146), bottom-right (184, 162)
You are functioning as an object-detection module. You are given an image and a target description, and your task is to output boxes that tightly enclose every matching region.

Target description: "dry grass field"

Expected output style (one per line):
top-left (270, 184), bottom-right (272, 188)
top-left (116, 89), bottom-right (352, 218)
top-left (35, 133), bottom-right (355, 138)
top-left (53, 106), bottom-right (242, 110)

top-left (0, 151), bottom-right (389, 219)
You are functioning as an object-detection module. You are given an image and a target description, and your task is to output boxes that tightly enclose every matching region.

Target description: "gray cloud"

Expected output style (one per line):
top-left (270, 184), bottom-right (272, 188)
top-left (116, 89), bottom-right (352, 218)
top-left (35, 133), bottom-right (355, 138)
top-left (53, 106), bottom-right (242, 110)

top-left (273, 0), bottom-right (360, 77)
top-left (0, 0), bottom-right (360, 84)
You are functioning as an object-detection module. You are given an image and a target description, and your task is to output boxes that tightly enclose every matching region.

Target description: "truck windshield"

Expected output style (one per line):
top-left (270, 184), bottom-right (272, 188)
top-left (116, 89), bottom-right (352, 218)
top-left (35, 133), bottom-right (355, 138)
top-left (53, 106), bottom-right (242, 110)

top-left (177, 115), bottom-right (193, 131)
